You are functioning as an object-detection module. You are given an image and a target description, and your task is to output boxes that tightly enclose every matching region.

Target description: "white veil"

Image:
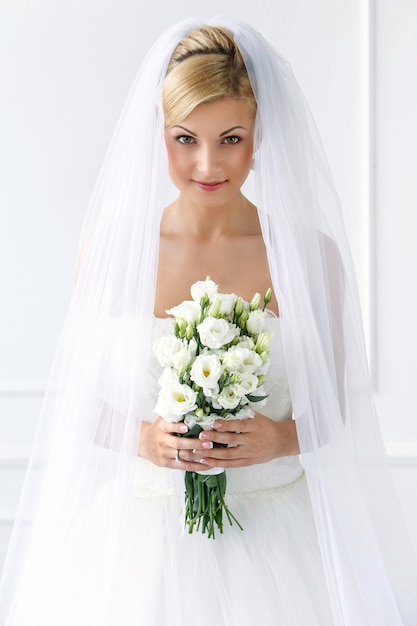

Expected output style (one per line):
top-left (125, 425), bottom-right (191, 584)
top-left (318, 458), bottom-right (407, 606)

top-left (1, 16), bottom-right (416, 625)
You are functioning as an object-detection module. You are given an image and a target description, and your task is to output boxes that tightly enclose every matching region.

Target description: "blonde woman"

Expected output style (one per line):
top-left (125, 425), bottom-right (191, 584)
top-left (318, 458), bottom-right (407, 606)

top-left (1, 18), bottom-right (416, 626)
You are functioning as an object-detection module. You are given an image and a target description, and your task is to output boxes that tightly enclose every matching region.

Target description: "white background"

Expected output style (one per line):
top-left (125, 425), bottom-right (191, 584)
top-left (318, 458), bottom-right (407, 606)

top-left (1, 0), bottom-right (416, 572)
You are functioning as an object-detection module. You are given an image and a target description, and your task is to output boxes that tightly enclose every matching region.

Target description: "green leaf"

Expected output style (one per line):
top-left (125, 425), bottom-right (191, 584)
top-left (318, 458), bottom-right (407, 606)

top-left (184, 423), bottom-right (203, 439)
top-left (246, 393), bottom-right (269, 403)
top-left (183, 470), bottom-right (243, 538)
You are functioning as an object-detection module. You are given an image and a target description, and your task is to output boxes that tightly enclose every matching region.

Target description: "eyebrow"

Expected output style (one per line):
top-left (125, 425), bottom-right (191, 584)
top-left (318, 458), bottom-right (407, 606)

top-left (172, 125), bottom-right (247, 137)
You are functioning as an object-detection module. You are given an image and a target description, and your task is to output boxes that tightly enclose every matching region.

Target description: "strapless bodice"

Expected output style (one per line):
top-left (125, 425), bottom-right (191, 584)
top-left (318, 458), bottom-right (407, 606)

top-left (132, 317), bottom-right (303, 497)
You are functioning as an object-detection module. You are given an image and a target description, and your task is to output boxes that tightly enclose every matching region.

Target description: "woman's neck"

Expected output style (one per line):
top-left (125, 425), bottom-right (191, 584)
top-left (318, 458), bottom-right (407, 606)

top-left (161, 193), bottom-right (260, 239)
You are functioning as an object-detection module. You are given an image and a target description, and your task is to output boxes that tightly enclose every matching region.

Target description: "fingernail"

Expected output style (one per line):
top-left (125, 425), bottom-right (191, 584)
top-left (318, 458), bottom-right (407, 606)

top-left (178, 424), bottom-right (188, 433)
top-left (199, 432), bottom-right (209, 440)
top-left (213, 421), bottom-right (222, 429)
top-left (201, 441), bottom-right (213, 449)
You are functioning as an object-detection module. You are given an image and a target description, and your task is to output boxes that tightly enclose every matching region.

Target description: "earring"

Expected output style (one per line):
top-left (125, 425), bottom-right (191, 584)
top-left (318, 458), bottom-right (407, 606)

top-left (251, 156), bottom-right (255, 170)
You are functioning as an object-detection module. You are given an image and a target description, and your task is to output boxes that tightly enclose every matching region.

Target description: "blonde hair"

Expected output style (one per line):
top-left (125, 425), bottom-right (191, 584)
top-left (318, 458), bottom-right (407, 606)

top-left (163, 26), bottom-right (256, 126)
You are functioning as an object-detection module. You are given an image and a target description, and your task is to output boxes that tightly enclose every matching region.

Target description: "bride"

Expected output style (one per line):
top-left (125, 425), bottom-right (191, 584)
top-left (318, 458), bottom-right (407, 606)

top-left (1, 17), bottom-right (416, 626)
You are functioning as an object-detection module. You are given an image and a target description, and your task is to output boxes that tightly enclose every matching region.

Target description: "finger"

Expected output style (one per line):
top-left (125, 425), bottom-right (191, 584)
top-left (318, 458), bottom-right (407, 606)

top-left (171, 448), bottom-right (211, 470)
top-left (175, 445), bottom-right (211, 462)
top-left (202, 445), bottom-right (249, 461)
top-left (199, 430), bottom-right (244, 446)
top-left (200, 451), bottom-right (252, 469)
top-left (168, 434), bottom-right (200, 451)
top-left (213, 419), bottom-right (254, 433)
top-left (159, 419), bottom-right (188, 435)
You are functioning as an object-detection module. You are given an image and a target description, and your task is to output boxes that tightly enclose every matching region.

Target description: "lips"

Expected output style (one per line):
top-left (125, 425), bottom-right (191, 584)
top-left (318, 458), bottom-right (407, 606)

top-left (193, 180), bottom-right (226, 192)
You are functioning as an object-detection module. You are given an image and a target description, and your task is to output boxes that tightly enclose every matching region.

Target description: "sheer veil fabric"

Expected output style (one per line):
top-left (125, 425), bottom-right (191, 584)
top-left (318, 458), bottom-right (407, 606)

top-left (1, 16), bottom-right (416, 625)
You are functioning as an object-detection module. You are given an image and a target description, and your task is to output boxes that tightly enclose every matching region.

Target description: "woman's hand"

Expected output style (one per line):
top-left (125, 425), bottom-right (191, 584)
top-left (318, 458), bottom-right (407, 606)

top-left (186, 413), bottom-right (300, 469)
top-left (138, 418), bottom-right (212, 471)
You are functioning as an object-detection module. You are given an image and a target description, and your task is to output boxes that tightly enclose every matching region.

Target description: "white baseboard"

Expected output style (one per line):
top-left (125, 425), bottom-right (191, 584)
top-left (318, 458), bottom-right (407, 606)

top-left (384, 442), bottom-right (417, 465)
top-left (0, 446), bottom-right (32, 468)
top-left (0, 511), bottom-right (16, 526)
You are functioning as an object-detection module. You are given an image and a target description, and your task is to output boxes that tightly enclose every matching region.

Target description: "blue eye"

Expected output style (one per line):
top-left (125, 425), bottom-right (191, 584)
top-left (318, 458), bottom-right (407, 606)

top-left (176, 135), bottom-right (195, 144)
top-left (223, 136), bottom-right (240, 144)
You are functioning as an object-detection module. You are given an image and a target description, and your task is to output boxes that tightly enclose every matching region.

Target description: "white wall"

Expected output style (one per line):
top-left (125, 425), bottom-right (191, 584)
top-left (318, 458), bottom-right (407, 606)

top-left (1, 0), bottom-right (416, 571)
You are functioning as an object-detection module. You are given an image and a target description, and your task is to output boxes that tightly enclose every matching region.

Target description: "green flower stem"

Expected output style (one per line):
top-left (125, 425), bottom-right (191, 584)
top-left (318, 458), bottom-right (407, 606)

top-left (180, 424), bottom-right (243, 538)
top-left (184, 471), bottom-right (243, 539)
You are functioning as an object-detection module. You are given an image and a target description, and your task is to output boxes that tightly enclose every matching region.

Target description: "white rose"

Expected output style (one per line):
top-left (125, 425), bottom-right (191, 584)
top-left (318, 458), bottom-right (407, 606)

top-left (222, 347), bottom-right (262, 373)
top-left (217, 293), bottom-right (238, 316)
top-left (190, 354), bottom-right (221, 394)
top-left (190, 279), bottom-right (218, 303)
top-left (216, 386), bottom-right (241, 410)
top-left (197, 317), bottom-right (239, 349)
top-left (246, 309), bottom-right (266, 335)
top-left (154, 374), bottom-right (197, 421)
top-left (236, 336), bottom-right (255, 350)
top-left (158, 366), bottom-right (178, 387)
top-left (154, 395), bottom-right (181, 422)
top-left (230, 373), bottom-right (259, 397)
top-left (153, 336), bottom-right (194, 371)
top-left (172, 343), bottom-right (196, 373)
top-left (222, 347), bottom-right (244, 372)
top-left (166, 300), bottom-right (200, 324)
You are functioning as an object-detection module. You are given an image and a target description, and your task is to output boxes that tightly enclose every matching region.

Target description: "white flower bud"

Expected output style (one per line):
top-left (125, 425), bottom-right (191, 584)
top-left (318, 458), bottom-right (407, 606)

top-left (249, 292), bottom-right (261, 311)
top-left (246, 309), bottom-right (265, 335)
top-left (234, 296), bottom-right (244, 317)
top-left (254, 332), bottom-right (272, 356)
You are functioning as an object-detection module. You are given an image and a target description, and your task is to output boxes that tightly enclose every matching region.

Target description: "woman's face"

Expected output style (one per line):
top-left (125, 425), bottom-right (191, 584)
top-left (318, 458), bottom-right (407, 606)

top-left (164, 98), bottom-right (255, 208)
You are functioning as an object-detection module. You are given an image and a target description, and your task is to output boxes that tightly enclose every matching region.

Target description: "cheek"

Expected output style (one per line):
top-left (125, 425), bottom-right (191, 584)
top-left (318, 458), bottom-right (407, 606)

top-left (234, 143), bottom-right (254, 174)
top-left (245, 139), bottom-right (255, 160)
top-left (165, 145), bottom-right (186, 179)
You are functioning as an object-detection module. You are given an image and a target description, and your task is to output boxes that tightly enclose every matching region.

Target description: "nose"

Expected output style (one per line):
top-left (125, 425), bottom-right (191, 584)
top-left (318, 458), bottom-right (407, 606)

top-left (195, 144), bottom-right (222, 177)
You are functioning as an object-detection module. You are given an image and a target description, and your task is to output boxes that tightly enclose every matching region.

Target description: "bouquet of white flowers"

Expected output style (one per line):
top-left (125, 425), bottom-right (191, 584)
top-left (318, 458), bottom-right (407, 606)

top-left (153, 278), bottom-right (273, 538)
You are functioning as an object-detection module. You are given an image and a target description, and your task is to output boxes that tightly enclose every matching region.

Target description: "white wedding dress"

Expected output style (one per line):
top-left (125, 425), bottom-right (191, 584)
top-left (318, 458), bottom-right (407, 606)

top-left (108, 317), bottom-right (336, 625)
top-left (12, 317), bottom-right (338, 626)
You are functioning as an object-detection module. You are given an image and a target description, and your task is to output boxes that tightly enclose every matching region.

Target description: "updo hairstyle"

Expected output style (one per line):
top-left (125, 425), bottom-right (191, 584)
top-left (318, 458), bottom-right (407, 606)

top-left (162, 26), bottom-right (256, 126)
